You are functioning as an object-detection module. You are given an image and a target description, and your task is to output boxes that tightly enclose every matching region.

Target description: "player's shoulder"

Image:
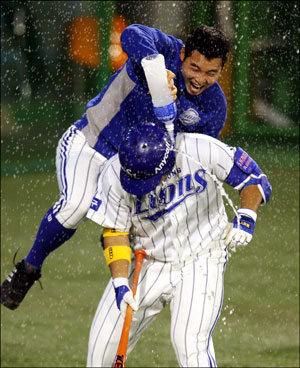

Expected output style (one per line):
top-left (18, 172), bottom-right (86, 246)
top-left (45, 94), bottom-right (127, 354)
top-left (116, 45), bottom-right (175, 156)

top-left (208, 82), bottom-right (225, 96)
top-left (176, 131), bottom-right (227, 146)
top-left (202, 82), bottom-right (226, 105)
top-left (176, 132), bottom-right (234, 158)
top-left (101, 154), bottom-right (121, 179)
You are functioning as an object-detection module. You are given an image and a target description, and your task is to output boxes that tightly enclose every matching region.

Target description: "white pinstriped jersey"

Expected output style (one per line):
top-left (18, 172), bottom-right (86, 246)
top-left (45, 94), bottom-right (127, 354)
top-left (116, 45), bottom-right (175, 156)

top-left (87, 133), bottom-right (235, 263)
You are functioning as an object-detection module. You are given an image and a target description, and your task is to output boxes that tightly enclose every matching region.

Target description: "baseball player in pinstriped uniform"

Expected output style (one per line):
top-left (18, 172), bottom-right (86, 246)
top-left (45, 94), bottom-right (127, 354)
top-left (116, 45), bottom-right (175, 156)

top-left (86, 122), bottom-right (271, 367)
top-left (1, 24), bottom-right (230, 310)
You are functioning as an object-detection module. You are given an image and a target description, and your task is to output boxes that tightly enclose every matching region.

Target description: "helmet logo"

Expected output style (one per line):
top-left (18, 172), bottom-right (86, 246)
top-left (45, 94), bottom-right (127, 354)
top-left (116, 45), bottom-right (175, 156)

top-left (123, 168), bottom-right (141, 180)
top-left (154, 140), bottom-right (173, 174)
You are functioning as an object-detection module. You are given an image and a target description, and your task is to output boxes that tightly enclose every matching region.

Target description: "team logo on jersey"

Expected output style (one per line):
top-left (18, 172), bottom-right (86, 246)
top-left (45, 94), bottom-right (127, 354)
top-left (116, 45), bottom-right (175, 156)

top-left (179, 108), bottom-right (200, 126)
top-left (134, 169), bottom-right (207, 221)
top-left (90, 197), bottom-right (102, 211)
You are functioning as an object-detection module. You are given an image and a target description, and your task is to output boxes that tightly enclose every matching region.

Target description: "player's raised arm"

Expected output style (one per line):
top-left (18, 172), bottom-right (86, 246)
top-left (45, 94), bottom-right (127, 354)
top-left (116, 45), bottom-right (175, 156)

top-left (120, 24), bottom-right (178, 66)
top-left (102, 228), bottom-right (138, 318)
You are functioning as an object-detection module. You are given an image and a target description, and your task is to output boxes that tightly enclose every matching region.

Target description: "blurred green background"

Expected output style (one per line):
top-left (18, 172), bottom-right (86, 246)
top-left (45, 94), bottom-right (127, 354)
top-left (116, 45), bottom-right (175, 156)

top-left (1, 1), bottom-right (299, 367)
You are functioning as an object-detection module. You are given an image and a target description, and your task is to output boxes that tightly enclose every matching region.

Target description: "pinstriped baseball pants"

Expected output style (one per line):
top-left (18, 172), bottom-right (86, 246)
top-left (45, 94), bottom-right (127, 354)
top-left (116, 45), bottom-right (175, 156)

top-left (87, 243), bottom-right (228, 367)
top-left (53, 125), bottom-right (107, 229)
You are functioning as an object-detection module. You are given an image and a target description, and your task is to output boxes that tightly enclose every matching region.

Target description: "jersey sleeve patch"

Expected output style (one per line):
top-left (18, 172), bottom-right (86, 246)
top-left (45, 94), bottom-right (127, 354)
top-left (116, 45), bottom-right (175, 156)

top-left (90, 197), bottom-right (102, 211)
top-left (225, 147), bottom-right (259, 188)
top-left (235, 147), bottom-right (257, 174)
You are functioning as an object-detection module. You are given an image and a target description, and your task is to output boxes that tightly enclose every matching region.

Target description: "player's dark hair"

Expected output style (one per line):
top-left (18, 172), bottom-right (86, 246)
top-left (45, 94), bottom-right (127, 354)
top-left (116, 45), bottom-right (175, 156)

top-left (185, 25), bottom-right (230, 67)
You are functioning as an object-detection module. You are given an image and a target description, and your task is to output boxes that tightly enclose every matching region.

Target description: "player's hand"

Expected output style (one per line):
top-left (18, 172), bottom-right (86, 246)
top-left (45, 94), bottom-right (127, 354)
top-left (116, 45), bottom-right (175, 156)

top-left (167, 69), bottom-right (177, 101)
top-left (113, 277), bottom-right (138, 318)
top-left (221, 208), bottom-right (256, 252)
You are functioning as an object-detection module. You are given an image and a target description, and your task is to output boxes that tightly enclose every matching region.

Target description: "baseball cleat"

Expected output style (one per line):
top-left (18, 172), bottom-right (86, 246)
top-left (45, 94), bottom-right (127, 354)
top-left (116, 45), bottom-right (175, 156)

top-left (1, 259), bottom-right (41, 310)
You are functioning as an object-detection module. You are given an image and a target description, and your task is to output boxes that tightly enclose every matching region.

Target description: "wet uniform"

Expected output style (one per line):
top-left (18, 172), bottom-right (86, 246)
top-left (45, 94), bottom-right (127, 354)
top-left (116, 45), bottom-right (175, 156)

top-left (52, 24), bottom-right (227, 230)
top-left (86, 132), bottom-right (236, 367)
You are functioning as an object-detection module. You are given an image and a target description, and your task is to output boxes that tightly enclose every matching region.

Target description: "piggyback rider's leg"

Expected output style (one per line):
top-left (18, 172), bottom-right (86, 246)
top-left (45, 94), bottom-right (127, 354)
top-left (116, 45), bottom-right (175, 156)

top-left (1, 126), bottom-right (107, 310)
top-left (26, 126), bottom-right (107, 268)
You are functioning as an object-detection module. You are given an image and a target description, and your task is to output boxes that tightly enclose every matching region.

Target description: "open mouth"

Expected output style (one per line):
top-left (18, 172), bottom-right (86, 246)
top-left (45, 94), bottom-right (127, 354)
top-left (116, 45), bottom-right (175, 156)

top-left (189, 81), bottom-right (205, 94)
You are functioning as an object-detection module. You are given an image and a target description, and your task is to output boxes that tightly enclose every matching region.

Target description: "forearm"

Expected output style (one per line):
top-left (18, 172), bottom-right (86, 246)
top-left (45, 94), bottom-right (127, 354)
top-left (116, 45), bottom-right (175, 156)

top-left (103, 232), bottom-right (138, 314)
top-left (104, 234), bottom-right (131, 279)
top-left (109, 259), bottom-right (129, 279)
top-left (240, 184), bottom-right (263, 213)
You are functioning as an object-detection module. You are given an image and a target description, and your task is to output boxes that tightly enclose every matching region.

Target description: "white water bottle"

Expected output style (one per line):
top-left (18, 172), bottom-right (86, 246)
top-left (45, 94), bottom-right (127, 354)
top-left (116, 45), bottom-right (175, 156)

top-left (141, 54), bottom-right (177, 136)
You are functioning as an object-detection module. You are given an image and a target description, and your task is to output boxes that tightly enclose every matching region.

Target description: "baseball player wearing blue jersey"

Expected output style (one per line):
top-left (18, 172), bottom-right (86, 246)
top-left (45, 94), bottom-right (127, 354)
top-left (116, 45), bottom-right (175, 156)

top-left (86, 121), bottom-right (271, 367)
top-left (1, 25), bottom-right (230, 310)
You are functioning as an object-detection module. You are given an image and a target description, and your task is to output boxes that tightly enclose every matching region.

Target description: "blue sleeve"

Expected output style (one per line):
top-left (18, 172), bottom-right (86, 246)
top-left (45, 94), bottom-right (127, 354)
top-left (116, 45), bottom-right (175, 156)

top-left (121, 24), bottom-right (181, 67)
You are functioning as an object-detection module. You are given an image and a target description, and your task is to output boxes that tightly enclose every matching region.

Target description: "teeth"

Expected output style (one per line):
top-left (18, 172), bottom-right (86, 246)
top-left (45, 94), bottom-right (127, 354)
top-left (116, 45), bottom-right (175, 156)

top-left (191, 82), bottom-right (201, 89)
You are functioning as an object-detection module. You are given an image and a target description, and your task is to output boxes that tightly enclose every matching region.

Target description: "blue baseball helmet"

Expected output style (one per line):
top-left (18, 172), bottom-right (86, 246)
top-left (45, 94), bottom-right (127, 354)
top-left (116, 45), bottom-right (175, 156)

top-left (119, 122), bottom-right (175, 195)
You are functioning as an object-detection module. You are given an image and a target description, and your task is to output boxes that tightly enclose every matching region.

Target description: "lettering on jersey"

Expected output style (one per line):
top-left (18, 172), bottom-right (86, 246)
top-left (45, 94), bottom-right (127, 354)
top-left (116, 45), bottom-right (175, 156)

top-left (90, 197), bottom-right (102, 211)
top-left (179, 108), bottom-right (200, 126)
top-left (237, 151), bottom-right (253, 172)
top-left (134, 169), bottom-right (207, 220)
top-left (167, 167), bottom-right (181, 179)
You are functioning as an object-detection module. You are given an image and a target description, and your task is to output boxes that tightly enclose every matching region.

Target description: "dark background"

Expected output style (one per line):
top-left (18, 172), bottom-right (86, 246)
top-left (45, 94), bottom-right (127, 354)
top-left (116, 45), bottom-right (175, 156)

top-left (1, 1), bottom-right (299, 176)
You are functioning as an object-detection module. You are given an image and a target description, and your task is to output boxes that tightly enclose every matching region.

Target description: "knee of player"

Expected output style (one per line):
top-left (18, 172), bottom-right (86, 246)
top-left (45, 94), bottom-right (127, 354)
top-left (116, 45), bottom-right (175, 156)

top-left (171, 329), bottom-right (190, 355)
top-left (55, 199), bottom-right (90, 228)
top-left (66, 198), bottom-right (91, 216)
top-left (172, 330), bottom-right (208, 355)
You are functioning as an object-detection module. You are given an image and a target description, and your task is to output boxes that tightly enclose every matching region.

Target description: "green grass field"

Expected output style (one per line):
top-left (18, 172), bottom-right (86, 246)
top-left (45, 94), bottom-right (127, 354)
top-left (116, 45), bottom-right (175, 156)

top-left (1, 160), bottom-right (299, 367)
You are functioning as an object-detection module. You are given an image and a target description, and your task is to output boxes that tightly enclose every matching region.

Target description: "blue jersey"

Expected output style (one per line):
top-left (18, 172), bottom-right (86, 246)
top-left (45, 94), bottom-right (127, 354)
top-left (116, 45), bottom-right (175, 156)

top-left (74, 24), bottom-right (227, 159)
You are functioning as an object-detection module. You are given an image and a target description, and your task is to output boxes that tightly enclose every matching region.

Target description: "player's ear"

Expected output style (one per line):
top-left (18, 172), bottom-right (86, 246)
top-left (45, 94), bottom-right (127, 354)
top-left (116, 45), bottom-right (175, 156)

top-left (180, 46), bottom-right (185, 62)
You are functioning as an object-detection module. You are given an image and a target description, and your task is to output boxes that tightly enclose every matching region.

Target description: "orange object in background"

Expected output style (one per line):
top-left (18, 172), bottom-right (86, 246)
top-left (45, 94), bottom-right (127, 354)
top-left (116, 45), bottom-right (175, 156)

top-left (109, 14), bottom-right (128, 71)
top-left (69, 16), bottom-right (100, 68)
top-left (218, 52), bottom-right (234, 136)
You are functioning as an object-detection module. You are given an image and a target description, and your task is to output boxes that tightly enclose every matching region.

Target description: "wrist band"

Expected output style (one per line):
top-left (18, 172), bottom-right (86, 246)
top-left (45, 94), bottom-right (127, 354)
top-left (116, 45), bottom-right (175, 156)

top-left (237, 208), bottom-right (257, 222)
top-left (104, 246), bottom-right (132, 266)
top-left (113, 277), bottom-right (129, 288)
top-left (103, 228), bottom-right (129, 238)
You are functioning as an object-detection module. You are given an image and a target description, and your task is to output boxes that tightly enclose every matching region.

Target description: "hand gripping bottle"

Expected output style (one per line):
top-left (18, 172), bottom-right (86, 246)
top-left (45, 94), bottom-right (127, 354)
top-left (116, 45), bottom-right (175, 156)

top-left (141, 54), bottom-right (177, 139)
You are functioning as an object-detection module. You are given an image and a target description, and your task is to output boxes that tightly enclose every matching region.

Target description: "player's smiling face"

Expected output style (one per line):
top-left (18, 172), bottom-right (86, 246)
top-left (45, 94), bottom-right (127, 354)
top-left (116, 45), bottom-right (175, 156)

top-left (180, 48), bottom-right (222, 96)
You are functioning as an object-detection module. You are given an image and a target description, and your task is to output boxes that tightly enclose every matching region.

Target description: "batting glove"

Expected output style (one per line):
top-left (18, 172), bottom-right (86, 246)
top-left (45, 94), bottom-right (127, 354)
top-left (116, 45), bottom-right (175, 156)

top-left (221, 208), bottom-right (257, 252)
top-left (113, 277), bottom-right (138, 319)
